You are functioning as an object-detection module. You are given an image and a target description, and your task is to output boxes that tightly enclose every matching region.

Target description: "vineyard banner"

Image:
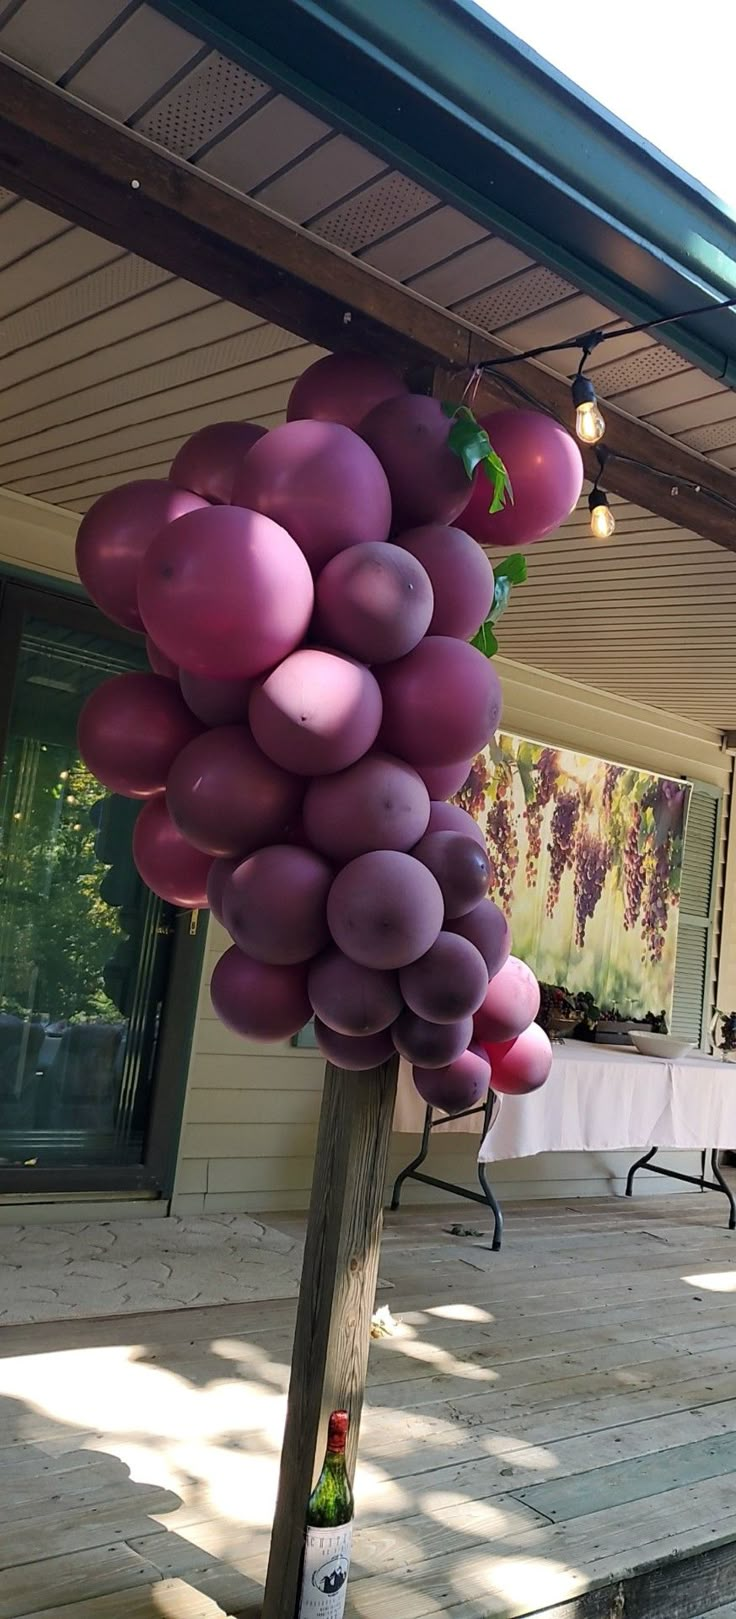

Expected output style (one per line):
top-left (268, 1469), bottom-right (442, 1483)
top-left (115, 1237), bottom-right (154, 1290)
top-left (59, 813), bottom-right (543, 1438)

top-left (457, 737), bottom-right (691, 1020)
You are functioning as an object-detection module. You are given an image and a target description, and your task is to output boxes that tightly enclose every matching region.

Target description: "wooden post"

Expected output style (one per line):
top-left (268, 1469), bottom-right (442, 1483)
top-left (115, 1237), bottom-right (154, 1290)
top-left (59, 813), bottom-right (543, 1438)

top-left (261, 1053), bottom-right (399, 1619)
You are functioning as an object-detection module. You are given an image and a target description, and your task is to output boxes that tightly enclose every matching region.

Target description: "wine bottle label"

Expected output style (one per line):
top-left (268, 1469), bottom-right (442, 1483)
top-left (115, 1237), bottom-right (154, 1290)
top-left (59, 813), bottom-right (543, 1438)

top-left (297, 1522), bottom-right (353, 1617)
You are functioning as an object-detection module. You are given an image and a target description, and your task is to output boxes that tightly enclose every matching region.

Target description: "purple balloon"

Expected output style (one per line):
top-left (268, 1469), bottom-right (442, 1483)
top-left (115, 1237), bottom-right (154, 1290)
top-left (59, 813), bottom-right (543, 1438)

top-left (314, 1019), bottom-right (395, 1071)
top-left (207, 856), bottom-right (239, 926)
top-left (362, 395), bottom-right (474, 528)
top-left (146, 635), bottom-right (178, 679)
top-left (211, 946), bottom-right (311, 1041)
top-left (399, 932), bottom-right (489, 1023)
top-left (232, 419), bottom-right (392, 574)
top-left (76, 480), bottom-right (206, 631)
top-left (315, 541), bottom-right (433, 664)
top-left (249, 649), bottom-right (382, 777)
top-left (327, 850), bottom-right (444, 969)
top-left (426, 801), bottom-right (486, 847)
top-left (138, 505), bottom-right (314, 679)
top-left (392, 1010), bottom-right (473, 1069)
top-left (417, 758), bottom-right (473, 799)
top-left (287, 353), bottom-right (408, 430)
top-left (378, 637), bottom-right (502, 768)
top-left (222, 844), bottom-right (333, 964)
top-left (460, 411), bottom-right (583, 548)
top-left (449, 898), bottom-right (511, 978)
top-left (303, 752), bottom-right (430, 864)
top-left (413, 1043), bottom-right (490, 1113)
top-left (308, 948), bottom-right (402, 1036)
top-left (398, 524), bottom-right (495, 639)
top-left (78, 672), bottom-right (202, 799)
top-left (179, 670), bottom-right (253, 727)
top-left (413, 830), bottom-right (490, 919)
top-left (133, 797), bottom-right (212, 908)
top-left (166, 725), bottom-right (304, 858)
top-left (169, 421), bottom-right (266, 505)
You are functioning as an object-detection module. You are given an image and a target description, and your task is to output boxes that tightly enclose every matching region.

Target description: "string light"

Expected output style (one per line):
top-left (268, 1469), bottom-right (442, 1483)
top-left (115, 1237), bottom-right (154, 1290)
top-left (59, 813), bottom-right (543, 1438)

top-left (572, 373), bottom-right (606, 444)
top-left (589, 485), bottom-right (615, 539)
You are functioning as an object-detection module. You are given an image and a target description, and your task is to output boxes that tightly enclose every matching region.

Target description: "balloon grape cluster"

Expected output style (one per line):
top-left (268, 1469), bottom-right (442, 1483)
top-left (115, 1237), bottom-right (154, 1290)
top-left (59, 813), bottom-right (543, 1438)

top-left (75, 351), bottom-right (570, 1115)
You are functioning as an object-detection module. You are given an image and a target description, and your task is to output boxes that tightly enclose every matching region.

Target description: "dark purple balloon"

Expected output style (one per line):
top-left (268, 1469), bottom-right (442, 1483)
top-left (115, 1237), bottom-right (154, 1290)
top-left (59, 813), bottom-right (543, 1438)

top-left (459, 411), bottom-right (583, 549)
top-left (417, 758), bottom-right (473, 799)
top-left (179, 670), bottom-right (253, 727)
top-left (132, 797), bottom-right (212, 909)
top-left (222, 844), bottom-right (333, 965)
top-left (413, 830), bottom-right (490, 919)
top-left (327, 850), bottom-right (444, 969)
top-left (169, 421), bottom-right (266, 505)
top-left (362, 395), bottom-right (475, 528)
top-left (397, 523), bottom-right (494, 639)
top-left (287, 352), bottom-right (408, 430)
top-left (392, 1010), bottom-right (473, 1069)
top-left (308, 948), bottom-right (402, 1036)
top-left (303, 752), bottom-right (430, 863)
top-left (449, 898), bottom-right (511, 978)
top-left (166, 725), bottom-right (303, 857)
top-left (207, 856), bottom-right (239, 926)
top-left (78, 672), bottom-right (201, 799)
top-left (314, 1019), bottom-right (395, 1071)
top-left (249, 648), bottom-right (382, 777)
top-left (315, 541), bottom-right (433, 664)
top-left (399, 932), bottom-right (488, 1023)
top-left (76, 480), bottom-right (206, 631)
top-left (378, 637), bottom-right (502, 768)
top-left (426, 801), bottom-right (486, 847)
top-left (211, 946), bottom-right (311, 1041)
top-left (146, 635), bottom-right (178, 679)
top-left (412, 1042), bottom-right (490, 1113)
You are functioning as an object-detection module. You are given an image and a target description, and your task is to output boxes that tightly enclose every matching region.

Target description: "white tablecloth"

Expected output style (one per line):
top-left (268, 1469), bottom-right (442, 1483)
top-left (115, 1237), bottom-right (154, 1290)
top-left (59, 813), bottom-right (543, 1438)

top-left (479, 1041), bottom-right (736, 1162)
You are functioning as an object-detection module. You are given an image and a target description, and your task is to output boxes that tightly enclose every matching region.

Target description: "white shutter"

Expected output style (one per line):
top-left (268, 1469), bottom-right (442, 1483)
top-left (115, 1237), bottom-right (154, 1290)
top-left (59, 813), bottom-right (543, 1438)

top-left (670, 785), bottom-right (721, 1047)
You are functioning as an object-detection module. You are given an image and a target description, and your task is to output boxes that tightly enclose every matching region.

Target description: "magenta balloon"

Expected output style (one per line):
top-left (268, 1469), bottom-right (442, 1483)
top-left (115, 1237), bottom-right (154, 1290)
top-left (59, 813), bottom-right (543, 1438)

top-left (76, 480), bottom-right (206, 631)
top-left (484, 1022), bottom-right (553, 1094)
top-left (303, 752), bottom-right (430, 863)
top-left (397, 524), bottom-right (494, 639)
top-left (392, 1009), bottom-right (473, 1069)
top-left (449, 898), bottom-right (511, 978)
top-left (166, 725), bottom-right (303, 858)
top-left (232, 420), bottom-right (392, 574)
top-left (179, 670), bottom-right (253, 727)
top-left (378, 637), bottom-right (502, 767)
top-left (459, 411), bottom-right (584, 549)
top-left (207, 856), bottom-right (239, 926)
top-left (413, 830), bottom-right (490, 919)
top-left (211, 945), bottom-right (311, 1041)
top-left (413, 1042), bottom-right (490, 1113)
top-left (327, 850), bottom-right (444, 969)
top-left (473, 955), bottom-right (541, 1046)
top-left (78, 672), bottom-right (201, 799)
top-left (400, 932), bottom-right (488, 1023)
top-left (315, 542), bottom-right (433, 664)
top-left (249, 648), bottom-right (382, 777)
top-left (308, 948), bottom-right (402, 1036)
top-left (362, 395), bottom-right (474, 528)
top-left (146, 636), bottom-right (178, 679)
top-left (417, 758), bottom-right (473, 799)
top-left (169, 421), bottom-right (266, 505)
top-left (222, 844), bottom-right (332, 964)
top-left (427, 801), bottom-right (486, 847)
top-left (138, 505), bottom-right (314, 679)
top-left (314, 1019), bottom-right (395, 1071)
top-left (287, 353), bottom-right (408, 430)
top-left (132, 797), bottom-right (212, 908)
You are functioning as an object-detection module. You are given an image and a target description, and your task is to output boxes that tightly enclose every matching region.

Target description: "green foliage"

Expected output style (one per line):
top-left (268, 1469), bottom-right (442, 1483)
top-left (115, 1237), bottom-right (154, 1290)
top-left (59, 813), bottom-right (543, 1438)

top-left (471, 553), bottom-right (528, 659)
top-left (442, 401), bottom-right (513, 513)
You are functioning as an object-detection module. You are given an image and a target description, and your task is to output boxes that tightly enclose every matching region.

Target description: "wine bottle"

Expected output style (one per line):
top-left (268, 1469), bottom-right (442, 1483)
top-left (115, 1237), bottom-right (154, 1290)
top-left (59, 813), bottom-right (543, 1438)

top-left (296, 1410), bottom-right (354, 1618)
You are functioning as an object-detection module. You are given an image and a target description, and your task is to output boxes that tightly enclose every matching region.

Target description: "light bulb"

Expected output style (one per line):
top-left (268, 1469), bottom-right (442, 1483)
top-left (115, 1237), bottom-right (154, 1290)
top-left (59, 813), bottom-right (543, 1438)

top-left (575, 399), bottom-right (606, 444)
top-left (588, 488), bottom-right (615, 539)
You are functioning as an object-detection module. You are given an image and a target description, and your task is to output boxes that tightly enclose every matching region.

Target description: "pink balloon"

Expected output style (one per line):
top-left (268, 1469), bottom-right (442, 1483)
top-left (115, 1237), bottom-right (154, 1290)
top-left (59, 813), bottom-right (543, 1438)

top-left (327, 850), bottom-right (444, 969)
top-left (76, 480), bottom-right (206, 631)
top-left (78, 672), bottom-right (201, 799)
top-left (427, 801), bottom-right (485, 847)
top-left (393, 1010), bottom-right (473, 1069)
top-left (308, 948), bottom-right (402, 1036)
top-left (207, 856), bottom-right (239, 926)
top-left (133, 797), bottom-right (212, 908)
top-left (303, 752), bottom-right (430, 863)
top-left (378, 637), bottom-right (502, 767)
top-left (222, 845), bottom-right (333, 964)
top-left (413, 1042), bottom-right (490, 1113)
top-left (400, 932), bottom-right (489, 1023)
top-left (474, 956), bottom-right (541, 1045)
top-left (211, 945), bottom-right (311, 1041)
top-left (249, 649), bottom-right (382, 777)
top-left (459, 411), bottom-right (583, 548)
top-left (179, 670), bottom-right (253, 727)
top-left (169, 421), bottom-right (266, 504)
top-left (449, 898), bottom-right (511, 979)
top-left (315, 542), bottom-right (433, 664)
top-left (314, 1019), bottom-right (395, 1071)
top-left (146, 636), bottom-right (178, 679)
top-left (362, 395), bottom-right (474, 528)
top-left (287, 353), bottom-right (408, 430)
top-left (484, 1022), bottom-right (553, 1094)
top-left (417, 758), bottom-right (473, 799)
top-left (166, 725), bottom-right (303, 858)
top-left (232, 420), bottom-right (392, 574)
top-left (412, 830), bottom-right (490, 918)
top-left (138, 505), bottom-right (314, 679)
top-left (398, 524), bottom-right (495, 639)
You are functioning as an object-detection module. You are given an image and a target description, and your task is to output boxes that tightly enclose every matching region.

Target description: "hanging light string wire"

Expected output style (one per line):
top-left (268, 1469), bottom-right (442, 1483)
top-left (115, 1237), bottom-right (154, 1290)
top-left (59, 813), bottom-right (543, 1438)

top-left (476, 291), bottom-right (736, 371)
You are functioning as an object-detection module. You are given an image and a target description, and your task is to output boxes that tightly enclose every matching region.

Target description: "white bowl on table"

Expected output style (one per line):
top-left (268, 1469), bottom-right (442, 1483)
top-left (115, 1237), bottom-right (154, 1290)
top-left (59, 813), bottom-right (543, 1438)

top-left (628, 1031), bottom-right (694, 1060)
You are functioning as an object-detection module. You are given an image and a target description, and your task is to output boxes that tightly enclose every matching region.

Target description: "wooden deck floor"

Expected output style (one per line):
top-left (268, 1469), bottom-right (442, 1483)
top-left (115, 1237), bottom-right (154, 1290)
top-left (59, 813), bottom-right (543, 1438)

top-left (2, 1196), bottom-right (736, 1619)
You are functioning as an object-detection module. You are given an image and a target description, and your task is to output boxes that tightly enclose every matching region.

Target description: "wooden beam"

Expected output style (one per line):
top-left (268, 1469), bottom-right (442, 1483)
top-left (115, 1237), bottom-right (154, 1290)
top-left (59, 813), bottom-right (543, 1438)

top-left (261, 1054), bottom-right (398, 1619)
top-left (0, 59), bottom-right (734, 550)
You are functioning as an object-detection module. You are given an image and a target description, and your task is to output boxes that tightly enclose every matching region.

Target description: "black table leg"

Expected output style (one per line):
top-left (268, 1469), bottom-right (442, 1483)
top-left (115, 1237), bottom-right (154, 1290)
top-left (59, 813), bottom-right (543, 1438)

top-left (625, 1145), bottom-right (735, 1228)
top-left (391, 1106), bottom-right (432, 1210)
top-left (710, 1149), bottom-right (736, 1229)
top-left (626, 1146), bottom-right (656, 1197)
top-left (390, 1091), bottom-right (504, 1247)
